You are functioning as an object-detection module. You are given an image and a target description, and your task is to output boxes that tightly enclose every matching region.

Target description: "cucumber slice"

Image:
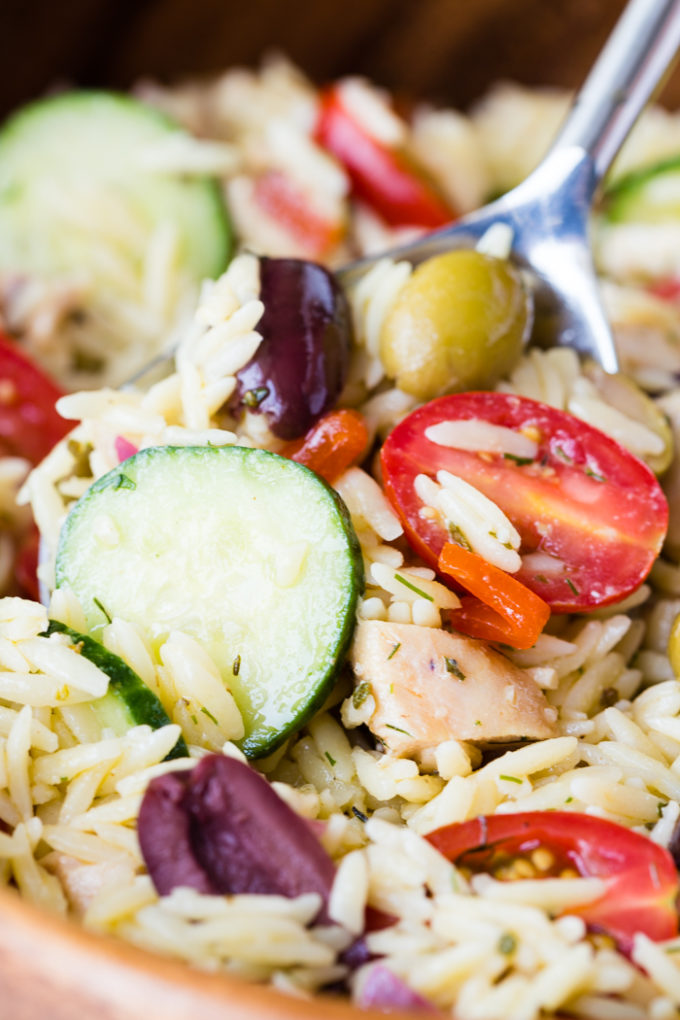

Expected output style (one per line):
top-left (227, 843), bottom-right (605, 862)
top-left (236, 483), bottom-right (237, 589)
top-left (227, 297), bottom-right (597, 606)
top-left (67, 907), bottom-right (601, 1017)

top-left (46, 620), bottom-right (188, 760)
top-left (55, 445), bottom-right (363, 758)
top-left (0, 91), bottom-right (231, 315)
top-left (603, 155), bottom-right (680, 223)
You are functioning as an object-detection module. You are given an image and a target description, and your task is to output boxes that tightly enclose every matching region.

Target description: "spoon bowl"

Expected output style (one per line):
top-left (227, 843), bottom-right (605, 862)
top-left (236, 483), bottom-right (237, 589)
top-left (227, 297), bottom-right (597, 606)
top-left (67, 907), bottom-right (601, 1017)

top-left (127, 0), bottom-right (680, 392)
top-left (340, 0), bottom-right (680, 375)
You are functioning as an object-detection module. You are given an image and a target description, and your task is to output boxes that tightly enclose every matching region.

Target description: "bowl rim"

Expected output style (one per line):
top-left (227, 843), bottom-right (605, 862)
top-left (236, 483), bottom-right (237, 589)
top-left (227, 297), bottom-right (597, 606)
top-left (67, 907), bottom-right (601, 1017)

top-left (0, 881), bottom-right (418, 1020)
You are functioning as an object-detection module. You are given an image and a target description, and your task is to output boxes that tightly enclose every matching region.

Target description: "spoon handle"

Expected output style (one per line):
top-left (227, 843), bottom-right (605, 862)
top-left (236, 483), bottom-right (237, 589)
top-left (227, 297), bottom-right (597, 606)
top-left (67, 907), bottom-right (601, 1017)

top-left (549, 0), bottom-right (680, 186)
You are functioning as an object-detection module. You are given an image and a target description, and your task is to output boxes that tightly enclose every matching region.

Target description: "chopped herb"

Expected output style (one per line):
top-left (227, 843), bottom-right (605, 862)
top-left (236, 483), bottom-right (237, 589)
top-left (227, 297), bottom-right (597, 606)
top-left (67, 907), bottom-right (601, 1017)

top-left (585, 466), bottom-right (606, 482)
top-left (445, 657), bottom-right (466, 681)
top-left (447, 522), bottom-right (472, 550)
top-left (565, 578), bottom-right (580, 596)
top-left (72, 348), bottom-right (105, 374)
top-left (353, 681), bottom-right (371, 709)
top-left (232, 654), bottom-right (241, 676)
top-left (243, 386), bottom-right (269, 408)
top-left (474, 720), bottom-right (482, 727)
top-left (67, 439), bottom-right (94, 478)
top-left (534, 574), bottom-right (549, 584)
top-left (395, 574), bottom-right (433, 601)
top-left (386, 723), bottom-right (413, 737)
top-left (554, 445), bottom-right (573, 464)
top-left (387, 642), bottom-right (401, 661)
top-left (93, 597), bottom-right (112, 623)
top-left (498, 932), bottom-right (517, 955)
top-left (352, 807), bottom-right (368, 823)
top-left (325, 751), bottom-right (337, 767)
top-left (503, 453), bottom-right (534, 466)
top-left (600, 687), bottom-right (618, 708)
top-left (499, 774), bottom-right (522, 785)
top-left (565, 796), bottom-right (574, 804)
top-left (200, 706), bottom-right (218, 726)
top-left (60, 777), bottom-right (69, 784)
top-left (190, 714), bottom-right (198, 725)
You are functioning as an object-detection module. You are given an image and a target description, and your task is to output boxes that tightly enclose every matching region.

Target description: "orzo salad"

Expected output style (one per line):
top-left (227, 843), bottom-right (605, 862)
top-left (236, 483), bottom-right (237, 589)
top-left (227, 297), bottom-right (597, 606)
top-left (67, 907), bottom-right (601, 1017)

top-left (4, 56), bottom-right (680, 1020)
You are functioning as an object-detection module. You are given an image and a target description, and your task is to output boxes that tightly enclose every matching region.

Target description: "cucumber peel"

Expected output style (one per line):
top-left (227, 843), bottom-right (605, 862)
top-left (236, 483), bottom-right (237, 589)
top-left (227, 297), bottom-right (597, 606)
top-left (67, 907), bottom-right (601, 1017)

top-left (602, 154), bottom-right (680, 224)
top-left (46, 620), bottom-right (188, 760)
top-left (0, 90), bottom-right (231, 313)
top-left (55, 445), bottom-right (363, 758)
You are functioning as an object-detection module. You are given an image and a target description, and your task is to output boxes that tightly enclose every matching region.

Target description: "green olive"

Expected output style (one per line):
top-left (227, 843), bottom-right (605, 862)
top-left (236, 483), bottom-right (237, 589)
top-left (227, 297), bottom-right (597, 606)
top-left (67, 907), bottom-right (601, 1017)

top-left (379, 250), bottom-right (531, 400)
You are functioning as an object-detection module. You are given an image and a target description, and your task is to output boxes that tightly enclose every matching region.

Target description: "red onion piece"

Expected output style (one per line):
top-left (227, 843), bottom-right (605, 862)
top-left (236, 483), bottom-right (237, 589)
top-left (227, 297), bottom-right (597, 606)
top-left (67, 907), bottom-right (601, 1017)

top-left (358, 965), bottom-right (439, 1014)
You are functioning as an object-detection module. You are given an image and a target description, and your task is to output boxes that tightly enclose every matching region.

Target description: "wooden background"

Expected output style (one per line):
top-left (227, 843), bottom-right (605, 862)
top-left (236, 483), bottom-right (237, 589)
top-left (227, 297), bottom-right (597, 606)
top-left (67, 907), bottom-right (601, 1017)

top-left (5, 0), bottom-right (678, 119)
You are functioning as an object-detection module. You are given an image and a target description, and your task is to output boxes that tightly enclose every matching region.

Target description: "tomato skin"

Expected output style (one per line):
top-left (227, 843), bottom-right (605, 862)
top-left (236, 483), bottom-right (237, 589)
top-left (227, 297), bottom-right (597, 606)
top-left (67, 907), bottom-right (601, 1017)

top-left (0, 331), bottom-right (70, 463)
top-left (281, 409), bottom-right (368, 483)
top-left (0, 332), bottom-right (71, 598)
top-left (314, 85), bottom-right (455, 229)
top-left (427, 811), bottom-right (679, 951)
top-left (648, 276), bottom-right (680, 302)
top-left (252, 170), bottom-right (346, 259)
top-left (381, 392), bottom-right (668, 612)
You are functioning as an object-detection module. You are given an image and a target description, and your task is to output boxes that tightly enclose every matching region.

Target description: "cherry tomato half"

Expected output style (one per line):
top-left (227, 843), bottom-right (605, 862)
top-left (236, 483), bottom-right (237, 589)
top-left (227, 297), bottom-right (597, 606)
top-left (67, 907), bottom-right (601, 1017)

top-left (647, 276), bottom-right (680, 303)
top-left (427, 811), bottom-right (679, 951)
top-left (0, 331), bottom-right (70, 463)
top-left (0, 331), bottom-right (71, 598)
top-left (381, 392), bottom-right (668, 612)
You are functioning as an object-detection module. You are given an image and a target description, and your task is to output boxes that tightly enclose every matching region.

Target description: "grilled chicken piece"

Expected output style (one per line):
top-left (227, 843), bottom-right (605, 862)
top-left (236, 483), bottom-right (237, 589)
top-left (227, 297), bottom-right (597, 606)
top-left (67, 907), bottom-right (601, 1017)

top-left (350, 620), bottom-right (557, 756)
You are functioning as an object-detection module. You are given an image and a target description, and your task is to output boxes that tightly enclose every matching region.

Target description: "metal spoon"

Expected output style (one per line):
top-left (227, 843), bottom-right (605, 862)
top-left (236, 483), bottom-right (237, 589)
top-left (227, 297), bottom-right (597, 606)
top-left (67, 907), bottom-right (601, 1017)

top-left (130, 0), bottom-right (680, 388)
top-left (341, 0), bottom-right (680, 375)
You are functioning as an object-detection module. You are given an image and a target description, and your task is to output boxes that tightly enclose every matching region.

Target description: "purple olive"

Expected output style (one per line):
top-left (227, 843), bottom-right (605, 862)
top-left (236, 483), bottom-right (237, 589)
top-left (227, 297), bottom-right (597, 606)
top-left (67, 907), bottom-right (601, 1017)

top-left (137, 769), bottom-right (216, 896)
top-left (228, 257), bottom-right (352, 440)
top-left (138, 754), bottom-right (336, 922)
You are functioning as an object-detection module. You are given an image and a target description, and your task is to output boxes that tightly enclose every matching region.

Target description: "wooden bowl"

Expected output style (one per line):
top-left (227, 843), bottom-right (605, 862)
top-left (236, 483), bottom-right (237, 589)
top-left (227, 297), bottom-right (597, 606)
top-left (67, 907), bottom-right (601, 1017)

top-left (0, 1), bottom-right (676, 1017)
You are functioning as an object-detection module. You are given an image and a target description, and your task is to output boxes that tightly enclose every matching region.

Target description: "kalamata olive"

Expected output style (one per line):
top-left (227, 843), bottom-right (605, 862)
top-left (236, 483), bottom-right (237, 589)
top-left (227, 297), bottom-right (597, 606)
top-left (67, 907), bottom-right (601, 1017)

top-left (138, 754), bottom-right (336, 922)
top-left (379, 250), bottom-right (531, 400)
top-left (137, 769), bottom-right (216, 896)
top-left (229, 256), bottom-right (352, 440)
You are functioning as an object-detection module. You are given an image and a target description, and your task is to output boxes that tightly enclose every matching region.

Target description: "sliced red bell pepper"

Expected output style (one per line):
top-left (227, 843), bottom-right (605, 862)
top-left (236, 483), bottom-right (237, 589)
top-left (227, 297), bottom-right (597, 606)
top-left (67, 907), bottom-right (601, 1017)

top-left (314, 83), bottom-right (455, 229)
top-left (438, 542), bottom-right (550, 650)
top-left (252, 170), bottom-right (346, 259)
top-left (281, 408), bottom-right (368, 483)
